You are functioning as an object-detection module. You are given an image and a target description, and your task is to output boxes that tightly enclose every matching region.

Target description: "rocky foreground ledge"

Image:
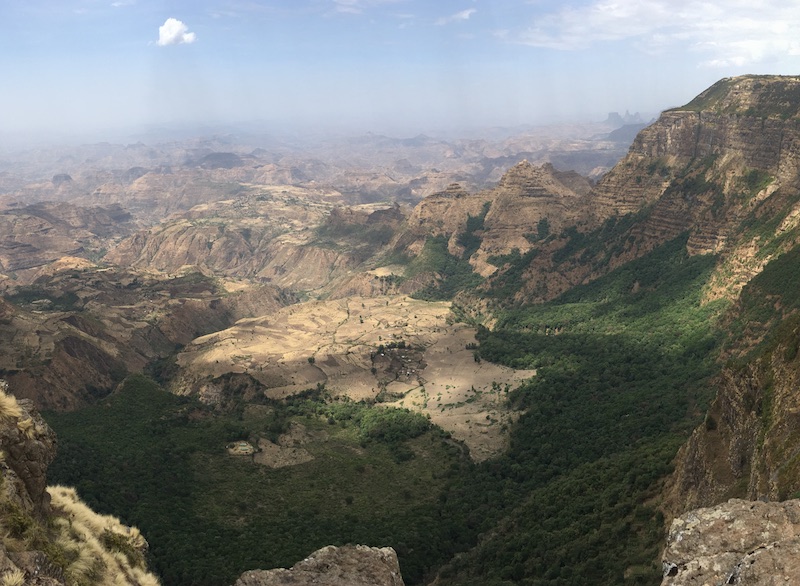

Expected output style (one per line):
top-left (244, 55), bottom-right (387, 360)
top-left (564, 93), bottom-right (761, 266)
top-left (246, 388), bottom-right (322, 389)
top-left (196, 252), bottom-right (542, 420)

top-left (235, 545), bottom-right (405, 586)
top-left (662, 498), bottom-right (800, 585)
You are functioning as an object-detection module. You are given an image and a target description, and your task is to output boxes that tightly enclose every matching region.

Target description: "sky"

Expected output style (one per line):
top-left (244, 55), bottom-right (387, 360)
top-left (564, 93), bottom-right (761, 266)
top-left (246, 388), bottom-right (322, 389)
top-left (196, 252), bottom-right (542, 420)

top-left (2, 0), bottom-right (800, 143)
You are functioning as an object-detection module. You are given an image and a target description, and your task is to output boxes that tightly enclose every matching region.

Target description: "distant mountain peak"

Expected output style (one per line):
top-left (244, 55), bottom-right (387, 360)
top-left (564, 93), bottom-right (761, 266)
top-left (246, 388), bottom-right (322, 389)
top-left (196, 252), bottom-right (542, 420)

top-left (604, 110), bottom-right (643, 127)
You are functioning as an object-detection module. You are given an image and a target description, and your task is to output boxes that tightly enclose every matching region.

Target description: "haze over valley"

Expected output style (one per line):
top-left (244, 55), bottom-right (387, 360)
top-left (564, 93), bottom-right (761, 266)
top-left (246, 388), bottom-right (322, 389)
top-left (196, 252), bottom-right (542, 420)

top-left (3, 74), bottom-right (800, 586)
top-left (7, 2), bottom-right (800, 586)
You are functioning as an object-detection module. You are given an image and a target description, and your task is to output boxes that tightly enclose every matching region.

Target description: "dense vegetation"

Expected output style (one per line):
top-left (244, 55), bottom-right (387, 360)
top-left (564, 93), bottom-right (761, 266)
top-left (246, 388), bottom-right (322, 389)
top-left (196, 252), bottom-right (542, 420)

top-left (45, 231), bottom-right (727, 586)
top-left (406, 236), bottom-right (483, 300)
top-left (435, 235), bottom-right (725, 585)
top-left (45, 378), bottom-right (474, 586)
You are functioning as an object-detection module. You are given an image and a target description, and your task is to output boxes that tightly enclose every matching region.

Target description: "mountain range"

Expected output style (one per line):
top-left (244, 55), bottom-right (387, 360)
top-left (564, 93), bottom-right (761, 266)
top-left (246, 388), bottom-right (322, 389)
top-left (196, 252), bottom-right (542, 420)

top-left (2, 74), bottom-right (800, 585)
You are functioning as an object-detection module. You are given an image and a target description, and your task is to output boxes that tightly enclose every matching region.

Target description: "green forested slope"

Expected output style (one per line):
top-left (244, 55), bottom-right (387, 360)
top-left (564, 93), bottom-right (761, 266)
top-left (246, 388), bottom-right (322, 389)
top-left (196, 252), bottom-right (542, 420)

top-left (45, 378), bottom-right (474, 586)
top-left (434, 234), bottom-right (725, 585)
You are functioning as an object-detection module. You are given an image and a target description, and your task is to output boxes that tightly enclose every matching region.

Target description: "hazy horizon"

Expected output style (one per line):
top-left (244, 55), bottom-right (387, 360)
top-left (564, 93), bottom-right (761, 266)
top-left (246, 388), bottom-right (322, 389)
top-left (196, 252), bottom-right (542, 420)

top-left (3, 1), bottom-right (800, 146)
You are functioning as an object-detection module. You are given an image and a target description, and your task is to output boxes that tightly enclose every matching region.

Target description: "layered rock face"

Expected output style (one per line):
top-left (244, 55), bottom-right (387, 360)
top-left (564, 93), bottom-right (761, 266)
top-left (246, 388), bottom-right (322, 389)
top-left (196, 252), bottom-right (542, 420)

top-left (591, 76), bottom-right (800, 258)
top-left (404, 161), bottom-right (591, 277)
top-left (500, 75), bottom-right (800, 303)
top-left (659, 77), bottom-right (800, 583)
top-left (234, 545), bottom-right (404, 586)
top-left (594, 75), bottom-right (800, 218)
top-left (661, 499), bottom-right (800, 586)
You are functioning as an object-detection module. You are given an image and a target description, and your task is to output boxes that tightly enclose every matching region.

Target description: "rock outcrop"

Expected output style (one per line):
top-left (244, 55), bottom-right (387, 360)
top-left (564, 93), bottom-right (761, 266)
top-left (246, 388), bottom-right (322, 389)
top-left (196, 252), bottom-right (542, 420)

top-left (661, 499), bottom-right (800, 586)
top-left (0, 380), bottom-right (57, 519)
top-left (234, 545), bottom-right (404, 586)
top-left (402, 161), bottom-right (591, 277)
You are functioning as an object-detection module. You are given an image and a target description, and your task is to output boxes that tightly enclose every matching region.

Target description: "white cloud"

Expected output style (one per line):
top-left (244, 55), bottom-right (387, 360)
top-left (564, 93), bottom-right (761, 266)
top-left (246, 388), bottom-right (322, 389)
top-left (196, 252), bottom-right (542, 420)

top-left (331, 0), bottom-right (406, 15)
top-left (111, 0), bottom-right (135, 6)
top-left (157, 17), bottom-right (197, 46)
top-left (517, 0), bottom-right (800, 68)
top-left (333, 0), bottom-right (361, 14)
top-left (436, 8), bottom-right (477, 26)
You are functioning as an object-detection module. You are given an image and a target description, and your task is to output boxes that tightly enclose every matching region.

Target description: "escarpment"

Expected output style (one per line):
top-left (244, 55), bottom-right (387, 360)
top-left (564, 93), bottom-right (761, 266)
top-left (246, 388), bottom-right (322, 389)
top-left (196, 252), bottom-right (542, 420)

top-left (665, 318), bottom-right (800, 516)
top-left (488, 75), bottom-right (800, 303)
top-left (595, 76), bottom-right (800, 254)
top-left (656, 79), bottom-right (800, 577)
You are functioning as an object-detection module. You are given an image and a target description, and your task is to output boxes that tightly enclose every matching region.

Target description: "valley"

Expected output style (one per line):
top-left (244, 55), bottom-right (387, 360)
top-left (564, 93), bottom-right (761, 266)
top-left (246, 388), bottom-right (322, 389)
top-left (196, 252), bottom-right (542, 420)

top-left (4, 75), bottom-right (800, 586)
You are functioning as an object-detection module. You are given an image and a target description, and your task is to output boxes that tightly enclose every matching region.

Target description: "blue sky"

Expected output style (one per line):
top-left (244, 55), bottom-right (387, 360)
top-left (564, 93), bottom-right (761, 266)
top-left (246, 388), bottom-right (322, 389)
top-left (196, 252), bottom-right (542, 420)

top-left (2, 0), bottom-right (800, 141)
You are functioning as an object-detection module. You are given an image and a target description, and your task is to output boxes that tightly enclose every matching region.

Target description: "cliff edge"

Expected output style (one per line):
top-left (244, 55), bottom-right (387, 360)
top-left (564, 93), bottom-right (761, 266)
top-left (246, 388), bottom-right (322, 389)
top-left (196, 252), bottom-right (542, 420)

top-left (0, 379), bottom-right (160, 586)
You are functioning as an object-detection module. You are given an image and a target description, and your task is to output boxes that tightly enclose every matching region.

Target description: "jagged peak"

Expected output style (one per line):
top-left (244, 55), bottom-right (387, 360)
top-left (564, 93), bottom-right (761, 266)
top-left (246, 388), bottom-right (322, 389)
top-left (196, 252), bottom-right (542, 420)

top-left (496, 159), bottom-right (580, 198)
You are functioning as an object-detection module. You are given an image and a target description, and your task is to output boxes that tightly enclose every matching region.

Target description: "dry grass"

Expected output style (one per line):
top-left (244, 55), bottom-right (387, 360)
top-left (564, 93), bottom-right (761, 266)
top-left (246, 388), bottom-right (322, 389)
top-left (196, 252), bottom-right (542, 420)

top-left (0, 379), bottom-right (41, 440)
top-left (176, 296), bottom-right (535, 460)
top-left (0, 569), bottom-right (25, 586)
top-left (47, 485), bottom-right (161, 586)
top-left (0, 382), bottom-right (159, 585)
top-left (0, 381), bottom-right (22, 424)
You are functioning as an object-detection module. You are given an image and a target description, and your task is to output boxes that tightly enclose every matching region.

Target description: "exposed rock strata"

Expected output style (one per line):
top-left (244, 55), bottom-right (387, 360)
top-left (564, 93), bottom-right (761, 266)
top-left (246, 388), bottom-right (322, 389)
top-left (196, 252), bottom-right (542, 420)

top-left (661, 498), bottom-right (800, 586)
top-left (506, 75), bottom-right (800, 302)
top-left (234, 545), bottom-right (404, 586)
top-left (404, 161), bottom-right (590, 277)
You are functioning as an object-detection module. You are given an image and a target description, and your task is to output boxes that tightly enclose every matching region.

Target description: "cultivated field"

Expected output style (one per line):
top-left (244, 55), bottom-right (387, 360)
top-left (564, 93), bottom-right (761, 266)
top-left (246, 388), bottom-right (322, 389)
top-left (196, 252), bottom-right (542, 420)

top-left (176, 295), bottom-right (536, 460)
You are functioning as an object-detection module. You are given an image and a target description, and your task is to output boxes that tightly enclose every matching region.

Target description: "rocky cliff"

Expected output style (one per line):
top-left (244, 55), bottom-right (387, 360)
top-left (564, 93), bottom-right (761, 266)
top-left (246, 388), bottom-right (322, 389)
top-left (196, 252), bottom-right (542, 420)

top-left (0, 379), bottom-right (160, 585)
top-left (659, 76), bottom-right (800, 579)
top-left (473, 75), bottom-right (800, 303)
top-left (661, 499), bottom-right (800, 586)
top-left (594, 75), bottom-right (800, 273)
top-left (234, 545), bottom-right (404, 586)
top-left (665, 316), bottom-right (800, 515)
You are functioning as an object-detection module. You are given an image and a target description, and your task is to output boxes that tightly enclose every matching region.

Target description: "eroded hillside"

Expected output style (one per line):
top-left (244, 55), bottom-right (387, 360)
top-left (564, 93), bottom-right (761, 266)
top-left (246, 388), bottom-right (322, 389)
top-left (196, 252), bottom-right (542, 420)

top-left (8, 75), bottom-right (800, 586)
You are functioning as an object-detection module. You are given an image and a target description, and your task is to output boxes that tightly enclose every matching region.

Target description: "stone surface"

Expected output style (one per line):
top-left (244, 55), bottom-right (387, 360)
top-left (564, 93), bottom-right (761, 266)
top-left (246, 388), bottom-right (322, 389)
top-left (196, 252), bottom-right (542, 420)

top-left (662, 498), bottom-right (800, 586)
top-left (234, 545), bottom-right (405, 586)
top-left (0, 383), bottom-right (57, 518)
